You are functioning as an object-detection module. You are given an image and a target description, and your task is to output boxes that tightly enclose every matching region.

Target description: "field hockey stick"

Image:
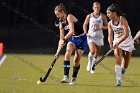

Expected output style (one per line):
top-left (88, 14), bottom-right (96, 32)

top-left (92, 48), bottom-right (114, 68)
top-left (39, 44), bottom-right (63, 83)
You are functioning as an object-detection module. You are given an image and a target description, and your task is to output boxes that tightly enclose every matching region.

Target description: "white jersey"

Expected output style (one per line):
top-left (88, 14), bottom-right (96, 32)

top-left (109, 16), bottom-right (135, 52)
top-left (88, 13), bottom-right (104, 39)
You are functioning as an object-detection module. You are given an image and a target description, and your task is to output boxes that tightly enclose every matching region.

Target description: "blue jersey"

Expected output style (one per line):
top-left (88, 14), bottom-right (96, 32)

top-left (60, 17), bottom-right (84, 36)
top-left (59, 15), bottom-right (88, 50)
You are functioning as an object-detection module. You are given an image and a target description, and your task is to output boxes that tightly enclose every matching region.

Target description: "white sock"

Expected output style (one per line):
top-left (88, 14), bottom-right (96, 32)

top-left (91, 58), bottom-right (97, 69)
top-left (121, 62), bottom-right (124, 68)
top-left (86, 52), bottom-right (93, 71)
top-left (115, 65), bottom-right (122, 81)
top-left (92, 58), bottom-right (97, 63)
top-left (88, 52), bottom-right (93, 63)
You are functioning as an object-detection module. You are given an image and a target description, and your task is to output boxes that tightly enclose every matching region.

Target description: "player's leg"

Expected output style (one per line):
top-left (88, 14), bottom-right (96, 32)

top-left (90, 44), bottom-right (102, 74)
top-left (69, 48), bottom-right (84, 85)
top-left (93, 44), bottom-right (102, 59)
top-left (121, 51), bottom-right (132, 74)
top-left (87, 42), bottom-right (95, 71)
top-left (123, 51), bottom-right (132, 69)
top-left (87, 52), bottom-right (93, 71)
top-left (114, 47), bottom-right (123, 86)
top-left (61, 42), bottom-right (76, 83)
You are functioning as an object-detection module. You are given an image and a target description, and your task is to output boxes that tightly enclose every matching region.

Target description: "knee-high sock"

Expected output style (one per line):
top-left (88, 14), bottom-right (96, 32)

top-left (91, 58), bottom-right (97, 68)
top-left (72, 65), bottom-right (80, 77)
top-left (63, 61), bottom-right (70, 77)
top-left (88, 52), bottom-right (93, 63)
top-left (115, 65), bottom-right (122, 81)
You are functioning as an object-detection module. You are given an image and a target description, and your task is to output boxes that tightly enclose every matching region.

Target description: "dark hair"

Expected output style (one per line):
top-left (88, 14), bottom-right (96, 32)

top-left (54, 3), bottom-right (67, 13)
top-left (107, 4), bottom-right (121, 16)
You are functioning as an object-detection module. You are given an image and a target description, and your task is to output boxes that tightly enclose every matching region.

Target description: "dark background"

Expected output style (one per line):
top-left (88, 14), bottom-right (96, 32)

top-left (0, 0), bottom-right (139, 55)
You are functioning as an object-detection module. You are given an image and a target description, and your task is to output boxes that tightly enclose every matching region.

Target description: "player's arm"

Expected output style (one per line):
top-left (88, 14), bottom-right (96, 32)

top-left (118, 17), bottom-right (129, 44)
top-left (108, 22), bottom-right (113, 49)
top-left (63, 14), bottom-right (74, 40)
top-left (114, 17), bottom-right (129, 49)
top-left (59, 23), bottom-right (64, 39)
top-left (102, 14), bottom-right (108, 30)
top-left (83, 14), bottom-right (90, 34)
top-left (134, 31), bottom-right (140, 44)
top-left (55, 23), bottom-right (64, 58)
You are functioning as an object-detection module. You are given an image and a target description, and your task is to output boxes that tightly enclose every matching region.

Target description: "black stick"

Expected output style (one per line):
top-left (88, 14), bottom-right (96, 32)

top-left (39, 44), bottom-right (62, 82)
top-left (40, 58), bottom-right (57, 82)
top-left (93, 48), bottom-right (114, 68)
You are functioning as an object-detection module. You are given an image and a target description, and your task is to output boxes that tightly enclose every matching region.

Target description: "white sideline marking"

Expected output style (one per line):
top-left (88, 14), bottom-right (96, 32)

top-left (0, 55), bottom-right (7, 67)
top-left (18, 78), bottom-right (27, 81)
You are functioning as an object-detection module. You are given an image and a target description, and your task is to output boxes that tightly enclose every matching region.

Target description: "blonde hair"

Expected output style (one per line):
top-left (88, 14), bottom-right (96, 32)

top-left (54, 3), bottom-right (67, 13)
top-left (93, 2), bottom-right (101, 7)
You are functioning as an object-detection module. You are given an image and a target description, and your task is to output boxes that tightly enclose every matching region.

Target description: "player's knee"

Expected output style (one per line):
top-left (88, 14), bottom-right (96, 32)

top-left (74, 54), bottom-right (81, 63)
top-left (114, 51), bottom-right (120, 57)
top-left (73, 60), bottom-right (80, 67)
top-left (90, 50), bottom-right (95, 55)
top-left (65, 49), bottom-right (72, 57)
top-left (66, 49), bottom-right (72, 54)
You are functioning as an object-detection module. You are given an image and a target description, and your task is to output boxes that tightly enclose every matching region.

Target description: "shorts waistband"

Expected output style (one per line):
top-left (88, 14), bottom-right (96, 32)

top-left (73, 33), bottom-right (85, 37)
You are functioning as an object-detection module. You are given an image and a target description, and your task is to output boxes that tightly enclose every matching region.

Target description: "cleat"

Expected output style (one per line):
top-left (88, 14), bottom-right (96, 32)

top-left (69, 77), bottom-right (76, 85)
top-left (90, 62), bottom-right (96, 74)
top-left (122, 68), bottom-right (126, 74)
top-left (90, 70), bottom-right (95, 74)
top-left (60, 76), bottom-right (69, 83)
top-left (116, 80), bottom-right (122, 86)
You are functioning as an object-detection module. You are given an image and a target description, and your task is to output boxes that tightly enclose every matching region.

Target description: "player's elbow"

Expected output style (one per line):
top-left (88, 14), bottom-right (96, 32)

top-left (70, 30), bottom-right (74, 35)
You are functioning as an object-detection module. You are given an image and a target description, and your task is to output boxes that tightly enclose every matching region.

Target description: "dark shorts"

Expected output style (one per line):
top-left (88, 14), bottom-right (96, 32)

top-left (67, 34), bottom-right (88, 51)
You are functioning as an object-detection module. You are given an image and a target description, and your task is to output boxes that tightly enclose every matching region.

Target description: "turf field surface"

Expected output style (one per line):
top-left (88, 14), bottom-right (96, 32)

top-left (0, 54), bottom-right (140, 93)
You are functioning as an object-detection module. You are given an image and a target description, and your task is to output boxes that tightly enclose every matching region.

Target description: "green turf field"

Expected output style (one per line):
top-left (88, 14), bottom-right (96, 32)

top-left (0, 54), bottom-right (140, 93)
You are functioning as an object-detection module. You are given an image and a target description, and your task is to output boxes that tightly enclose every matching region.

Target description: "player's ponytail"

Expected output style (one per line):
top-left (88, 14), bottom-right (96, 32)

top-left (107, 3), bottom-right (122, 16)
top-left (55, 19), bottom-right (60, 27)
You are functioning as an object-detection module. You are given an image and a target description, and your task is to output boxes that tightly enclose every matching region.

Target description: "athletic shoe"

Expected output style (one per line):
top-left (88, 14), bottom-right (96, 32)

top-left (69, 77), bottom-right (76, 85)
top-left (90, 59), bottom-right (96, 74)
top-left (90, 70), bottom-right (95, 74)
top-left (90, 67), bottom-right (96, 74)
top-left (60, 75), bottom-right (69, 83)
top-left (122, 68), bottom-right (126, 74)
top-left (116, 80), bottom-right (122, 86)
top-left (86, 61), bottom-right (92, 71)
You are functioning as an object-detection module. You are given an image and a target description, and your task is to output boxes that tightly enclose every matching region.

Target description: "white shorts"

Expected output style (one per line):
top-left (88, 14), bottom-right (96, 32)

top-left (87, 36), bottom-right (104, 46)
top-left (113, 37), bottom-right (135, 52)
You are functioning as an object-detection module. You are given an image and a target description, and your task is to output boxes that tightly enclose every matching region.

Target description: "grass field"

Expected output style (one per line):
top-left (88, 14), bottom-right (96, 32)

top-left (0, 54), bottom-right (140, 93)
